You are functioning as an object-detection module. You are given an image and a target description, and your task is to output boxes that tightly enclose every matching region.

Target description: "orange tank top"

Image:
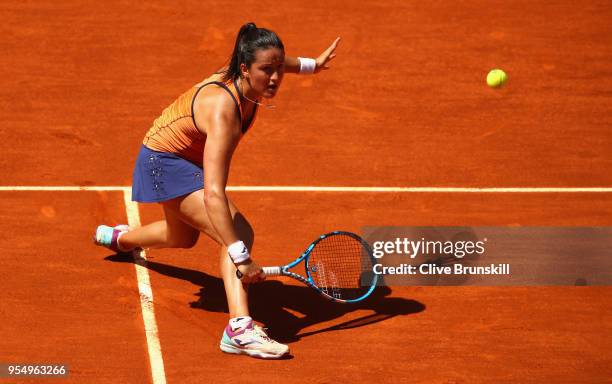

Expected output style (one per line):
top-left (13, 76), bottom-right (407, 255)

top-left (143, 72), bottom-right (258, 167)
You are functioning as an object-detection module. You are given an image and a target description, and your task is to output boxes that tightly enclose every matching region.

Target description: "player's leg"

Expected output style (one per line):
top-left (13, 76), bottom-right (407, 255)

top-left (168, 190), bottom-right (288, 358)
top-left (164, 190), bottom-right (251, 318)
top-left (114, 201), bottom-right (200, 251)
top-left (94, 188), bottom-right (250, 315)
top-left (95, 187), bottom-right (288, 358)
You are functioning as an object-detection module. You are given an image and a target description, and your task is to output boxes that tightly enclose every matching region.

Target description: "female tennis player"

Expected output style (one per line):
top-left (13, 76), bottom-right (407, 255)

top-left (94, 22), bottom-right (339, 359)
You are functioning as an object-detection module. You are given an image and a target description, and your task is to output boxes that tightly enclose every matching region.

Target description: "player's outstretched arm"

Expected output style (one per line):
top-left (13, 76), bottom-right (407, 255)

top-left (284, 37), bottom-right (341, 74)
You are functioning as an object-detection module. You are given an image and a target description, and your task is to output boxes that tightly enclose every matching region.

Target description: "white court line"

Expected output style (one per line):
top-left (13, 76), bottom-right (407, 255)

top-left (227, 186), bottom-right (612, 193)
top-left (122, 190), bottom-right (167, 384)
top-left (0, 185), bottom-right (611, 192)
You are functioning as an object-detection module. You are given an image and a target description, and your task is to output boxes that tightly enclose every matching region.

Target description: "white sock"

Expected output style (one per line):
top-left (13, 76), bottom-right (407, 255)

top-left (229, 316), bottom-right (252, 331)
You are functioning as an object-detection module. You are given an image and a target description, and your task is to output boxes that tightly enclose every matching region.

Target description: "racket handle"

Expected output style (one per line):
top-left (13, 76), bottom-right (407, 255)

top-left (263, 266), bottom-right (282, 276)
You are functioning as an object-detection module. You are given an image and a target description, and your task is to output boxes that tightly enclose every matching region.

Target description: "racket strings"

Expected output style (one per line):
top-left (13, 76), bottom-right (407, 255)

top-left (308, 234), bottom-right (375, 300)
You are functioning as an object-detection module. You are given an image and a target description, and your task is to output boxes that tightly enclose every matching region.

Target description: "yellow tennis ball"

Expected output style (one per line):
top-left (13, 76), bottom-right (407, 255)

top-left (486, 69), bottom-right (508, 88)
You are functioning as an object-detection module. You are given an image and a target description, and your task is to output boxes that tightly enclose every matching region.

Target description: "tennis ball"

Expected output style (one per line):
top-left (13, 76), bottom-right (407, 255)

top-left (486, 69), bottom-right (508, 88)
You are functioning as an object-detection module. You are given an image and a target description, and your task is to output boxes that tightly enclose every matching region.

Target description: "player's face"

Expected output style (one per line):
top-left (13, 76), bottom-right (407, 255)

top-left (245, 47), bottom-right (285, 98)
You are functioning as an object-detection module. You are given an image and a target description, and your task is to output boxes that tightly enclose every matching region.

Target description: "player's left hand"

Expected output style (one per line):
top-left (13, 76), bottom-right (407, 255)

top-left (315, 37), bottom-right (341, 73)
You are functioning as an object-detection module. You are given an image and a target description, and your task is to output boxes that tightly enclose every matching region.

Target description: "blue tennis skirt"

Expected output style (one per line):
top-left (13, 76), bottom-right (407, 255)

top-left (132, 145), bottom-right (204, 203)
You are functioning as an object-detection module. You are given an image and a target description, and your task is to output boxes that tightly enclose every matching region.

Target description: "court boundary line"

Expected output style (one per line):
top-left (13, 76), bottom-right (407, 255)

top-left (122, 190), bottom-right (167, 384)
top-left (0, 185), bottom-right (611, 193)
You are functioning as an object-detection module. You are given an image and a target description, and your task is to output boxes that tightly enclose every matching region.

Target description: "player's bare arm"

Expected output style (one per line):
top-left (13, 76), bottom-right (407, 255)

top-left (198, 92), bottom-right (264, 283)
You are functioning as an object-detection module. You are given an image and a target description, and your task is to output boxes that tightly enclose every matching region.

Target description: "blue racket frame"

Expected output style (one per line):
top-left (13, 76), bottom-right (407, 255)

top-left (265, 231), bottom-right (379, 303)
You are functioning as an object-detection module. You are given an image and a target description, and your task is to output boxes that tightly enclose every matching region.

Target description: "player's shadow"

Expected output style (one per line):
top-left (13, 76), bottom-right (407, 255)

top-left (105, 254), bottom-right (425, 342)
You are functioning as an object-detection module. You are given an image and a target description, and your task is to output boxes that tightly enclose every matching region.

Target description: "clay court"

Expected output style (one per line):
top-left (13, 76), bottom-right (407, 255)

top-left (1, 1), bottom-right (611, 383)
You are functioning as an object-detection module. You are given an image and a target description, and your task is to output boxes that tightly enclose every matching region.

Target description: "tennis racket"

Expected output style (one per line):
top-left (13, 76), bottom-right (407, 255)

top-left (237, 231), bottom-right (378, 303)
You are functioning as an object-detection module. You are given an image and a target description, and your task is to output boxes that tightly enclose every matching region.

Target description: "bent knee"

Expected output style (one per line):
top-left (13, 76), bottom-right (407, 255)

top-left (167, 234), bottom-right (199, 249)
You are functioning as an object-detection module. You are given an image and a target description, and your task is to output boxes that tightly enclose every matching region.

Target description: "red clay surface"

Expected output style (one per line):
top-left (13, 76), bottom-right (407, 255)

top-left (136, 194), bottom-right (612, 383)
top-left (0, 192), bottom-right (150, 383)
top-left (1, 1), bottom-right (611, 383)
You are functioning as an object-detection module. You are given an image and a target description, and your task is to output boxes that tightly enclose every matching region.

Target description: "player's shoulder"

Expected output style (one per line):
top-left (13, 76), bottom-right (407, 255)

top-left (193, 81), bottom-right (241, 135)
top-left (196, 83), bottom-right (239, 117)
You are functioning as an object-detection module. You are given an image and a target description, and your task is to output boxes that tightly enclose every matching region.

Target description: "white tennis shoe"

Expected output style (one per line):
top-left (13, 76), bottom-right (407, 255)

top-left (220, 319), bottom-right (289, 359)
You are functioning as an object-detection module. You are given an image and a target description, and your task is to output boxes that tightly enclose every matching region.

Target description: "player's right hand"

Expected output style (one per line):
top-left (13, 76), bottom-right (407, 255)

top-left (236, 259), bottom-right (265, 283)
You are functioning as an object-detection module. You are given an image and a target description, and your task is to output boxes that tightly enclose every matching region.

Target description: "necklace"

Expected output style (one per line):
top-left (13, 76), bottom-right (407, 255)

top-left (242, 94), bottom-right (276, 109)
top-left (239, 78), bottom-right (276, 109)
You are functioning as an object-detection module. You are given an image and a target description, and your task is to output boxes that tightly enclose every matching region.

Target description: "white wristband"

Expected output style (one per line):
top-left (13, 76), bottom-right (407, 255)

top-left (298, 57), bottom-right (316, 74)
top-left (228, 240), bottom-right (250, 263)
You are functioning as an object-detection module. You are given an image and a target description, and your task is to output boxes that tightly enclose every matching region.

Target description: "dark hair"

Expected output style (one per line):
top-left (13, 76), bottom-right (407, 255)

top-left (223, 22), bottom-right (284, 82)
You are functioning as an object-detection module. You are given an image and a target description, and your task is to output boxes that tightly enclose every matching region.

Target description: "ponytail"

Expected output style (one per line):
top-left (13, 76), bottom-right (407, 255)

top-left (223, 22), bottom-right (284, 82)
